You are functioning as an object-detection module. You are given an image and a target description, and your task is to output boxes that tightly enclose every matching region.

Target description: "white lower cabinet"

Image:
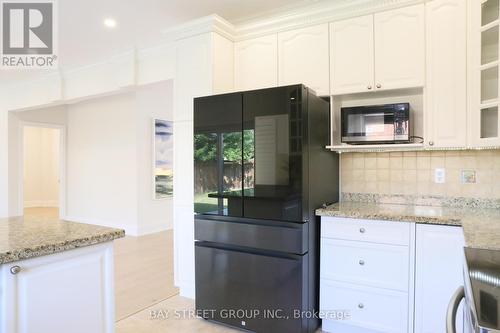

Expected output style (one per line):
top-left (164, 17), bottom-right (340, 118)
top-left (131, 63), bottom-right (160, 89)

top-left (321, 280), bottom-right (409, 333)
top-left (414, 224), bottom-right (465, 333)
top-left (0, 242), bottom-right (115, 333)
top-left (320, 238), bottom-right (410, 292)
top-left (320, 217), bottom-right (465, 333)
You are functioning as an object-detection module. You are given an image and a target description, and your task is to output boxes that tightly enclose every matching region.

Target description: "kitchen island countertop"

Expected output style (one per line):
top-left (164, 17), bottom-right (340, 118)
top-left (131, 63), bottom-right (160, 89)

top-left (0, 215), bottom-right (125, 264)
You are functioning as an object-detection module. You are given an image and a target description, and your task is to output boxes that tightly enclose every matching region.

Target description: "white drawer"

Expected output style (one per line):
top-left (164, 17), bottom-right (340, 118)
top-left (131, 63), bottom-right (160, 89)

top-left (320, 238), bottom-right (409, 292)
top-left (321, 217), bottom-right (411, 246)
top-left (320, 280), bottom-right (408, 333)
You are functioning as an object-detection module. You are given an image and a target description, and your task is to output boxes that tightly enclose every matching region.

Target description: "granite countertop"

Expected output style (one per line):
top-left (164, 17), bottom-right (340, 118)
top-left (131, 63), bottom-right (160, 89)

top-left (316, 202), bottom-right (500, 251)
top-left (0, 216), bottom-right (125, 264)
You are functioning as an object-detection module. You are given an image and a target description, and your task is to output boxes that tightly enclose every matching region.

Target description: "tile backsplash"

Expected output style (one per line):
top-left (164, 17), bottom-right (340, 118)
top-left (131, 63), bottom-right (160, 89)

top-left (341, 150), bottom-right (500, 199)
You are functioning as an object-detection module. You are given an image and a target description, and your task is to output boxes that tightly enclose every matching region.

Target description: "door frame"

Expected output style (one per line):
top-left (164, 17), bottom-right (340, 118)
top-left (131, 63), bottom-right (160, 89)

top-left (18, 121), bottom-right (67, 219)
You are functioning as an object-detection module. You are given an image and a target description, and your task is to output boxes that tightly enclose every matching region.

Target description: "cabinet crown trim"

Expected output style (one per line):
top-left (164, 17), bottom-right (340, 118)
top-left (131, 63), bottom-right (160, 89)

top-left (162, 0), bottom-right (427, 42)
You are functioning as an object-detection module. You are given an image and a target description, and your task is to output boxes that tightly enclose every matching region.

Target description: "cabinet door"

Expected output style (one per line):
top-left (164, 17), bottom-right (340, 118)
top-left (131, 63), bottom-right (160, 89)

top-left (0, 243), bottom-right (114, 333)
top-left (278, 24), bottom-right (330, 96)
top-left (330, 15), bottom-right (375, 95)
top-left (374, 4), bottom-right (425, 91)
top-left (467, 0), bottom-right (500, 147)
top-left (415, 224), bottom-right (465, 333)
top-left (321, 280), bottom-right (408, 333)
top-left (235, 35), bottom-right (278, 91)
top-left (425, 0), bottom-right (467, 148)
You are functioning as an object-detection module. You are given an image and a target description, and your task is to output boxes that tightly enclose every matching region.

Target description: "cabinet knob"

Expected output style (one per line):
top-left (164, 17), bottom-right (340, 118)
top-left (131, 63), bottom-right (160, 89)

top-left (429, 141), bottom-right (434, 146)
top-left (10, 266), bottom-right (21, 275)
top-left (359, 227), bottom-right (366, 234)
top-left (376, 83), bottom-right (382, 89)
top-left (359, 259), bottom-right (365, 266)
top-left (367, 85), bottom-right (372, 90)
top-left (358, 303), bottom-right (364, 309)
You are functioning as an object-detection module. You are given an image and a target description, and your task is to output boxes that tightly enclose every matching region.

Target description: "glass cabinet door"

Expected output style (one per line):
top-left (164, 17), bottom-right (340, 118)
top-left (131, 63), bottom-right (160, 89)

top-left (194, 93), bottom-right (243, 217)
top-left (472, 0), bottom-right (500, 146)
top-left (242, 86), bottom-right (305, 222)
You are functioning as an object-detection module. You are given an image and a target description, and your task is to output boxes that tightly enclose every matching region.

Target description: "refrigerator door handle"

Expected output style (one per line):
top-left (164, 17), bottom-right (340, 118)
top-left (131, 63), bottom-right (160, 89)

top-left (446, 286), bottom-right (465, 333)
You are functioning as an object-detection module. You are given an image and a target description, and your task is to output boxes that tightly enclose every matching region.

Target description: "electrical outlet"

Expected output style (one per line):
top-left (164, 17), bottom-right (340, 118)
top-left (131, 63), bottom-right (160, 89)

top-left (461, 170), bottom-right (477, 184)
top-left (434, 168), bottom-right (446, 184)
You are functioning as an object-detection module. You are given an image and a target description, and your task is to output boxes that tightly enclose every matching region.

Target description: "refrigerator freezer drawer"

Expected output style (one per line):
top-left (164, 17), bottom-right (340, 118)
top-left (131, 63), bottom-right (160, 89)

top-left (195, 216), bottom-right (308, 254)
top-left (195, 243), bottom-right (308, 333)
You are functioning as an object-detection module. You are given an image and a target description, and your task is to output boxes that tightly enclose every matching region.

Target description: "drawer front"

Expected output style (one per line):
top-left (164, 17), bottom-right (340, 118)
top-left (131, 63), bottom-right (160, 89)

top-left (320, 280), bottom-right (408, 333)
top-left (321, 217), bottom-right (410, 245)
top-left (195, 216), bottom-right (307, 254)
top-left (321, 238), bottom-right (409, 291)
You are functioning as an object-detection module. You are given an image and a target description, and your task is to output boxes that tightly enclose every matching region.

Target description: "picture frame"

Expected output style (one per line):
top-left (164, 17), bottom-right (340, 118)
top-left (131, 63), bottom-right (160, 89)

top-left (153, 118), bottom-right (173, 199)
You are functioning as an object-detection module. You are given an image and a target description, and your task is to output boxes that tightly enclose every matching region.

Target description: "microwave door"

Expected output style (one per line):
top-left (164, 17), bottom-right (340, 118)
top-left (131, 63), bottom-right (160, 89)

top-left (344, 111), bottom-right (395, 143)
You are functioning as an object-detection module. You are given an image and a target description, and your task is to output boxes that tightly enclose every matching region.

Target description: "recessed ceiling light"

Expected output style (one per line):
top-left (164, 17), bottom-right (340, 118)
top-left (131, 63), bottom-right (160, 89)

top-left (104, 18), bottom-right (117, 28)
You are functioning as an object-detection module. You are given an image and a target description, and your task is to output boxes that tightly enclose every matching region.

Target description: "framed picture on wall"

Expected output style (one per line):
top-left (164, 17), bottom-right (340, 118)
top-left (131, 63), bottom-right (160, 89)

top-left (153, 119), bottom-right (173, 199)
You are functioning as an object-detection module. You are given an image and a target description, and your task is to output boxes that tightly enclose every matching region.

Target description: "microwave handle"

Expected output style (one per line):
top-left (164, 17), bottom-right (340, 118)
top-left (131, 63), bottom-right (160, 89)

top-left (446, 286), bottom-right (465, 333)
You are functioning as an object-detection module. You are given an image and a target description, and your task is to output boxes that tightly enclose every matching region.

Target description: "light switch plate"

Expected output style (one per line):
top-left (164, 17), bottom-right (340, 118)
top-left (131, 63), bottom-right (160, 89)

top-left (434, 168), bottom-right (446, 184)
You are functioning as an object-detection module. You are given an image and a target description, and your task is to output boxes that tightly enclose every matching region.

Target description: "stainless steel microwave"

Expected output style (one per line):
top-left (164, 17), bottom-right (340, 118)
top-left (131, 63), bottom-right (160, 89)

top-left (341, 103), bottom-right (411, 144)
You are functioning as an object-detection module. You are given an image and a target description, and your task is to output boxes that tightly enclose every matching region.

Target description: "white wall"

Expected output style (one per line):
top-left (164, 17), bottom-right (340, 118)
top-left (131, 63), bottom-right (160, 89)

top-left (65, 81), bottom-right (174, 235)
top-left (135, 81), bottom-right (174, 235)
top-left (8, 106), bottom-right (67, 216)
top-left (66, 93), bottom-right (139, 234)
top-left (23, 127), bottom-right (60, 208)
top-left (0, 109), bottom-right (8, 218)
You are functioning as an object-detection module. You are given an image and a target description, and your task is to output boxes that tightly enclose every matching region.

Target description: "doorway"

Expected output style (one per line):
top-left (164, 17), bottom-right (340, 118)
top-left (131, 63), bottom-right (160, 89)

top-left (20, 123), bottom-right (65, 219)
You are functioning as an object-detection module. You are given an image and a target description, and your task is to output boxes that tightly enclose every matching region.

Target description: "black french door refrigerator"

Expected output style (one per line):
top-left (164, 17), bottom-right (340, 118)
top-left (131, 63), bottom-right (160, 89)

top-left (193, 85), bottom-right (339, 333)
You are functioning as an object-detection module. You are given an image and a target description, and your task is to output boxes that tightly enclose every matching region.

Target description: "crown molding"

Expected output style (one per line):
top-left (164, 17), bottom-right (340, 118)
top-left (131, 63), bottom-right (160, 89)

top-left (3, 0), bottom-right (429, 109)
top-left (160, 0), bottom-right (427, 42)
top-left (162, 14), bottom-right (237, 42)
top-left (233, 0), bottom-right (427, 40)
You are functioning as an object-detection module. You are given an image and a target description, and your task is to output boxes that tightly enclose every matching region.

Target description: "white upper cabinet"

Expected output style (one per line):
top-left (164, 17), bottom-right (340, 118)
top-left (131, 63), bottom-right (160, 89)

top-left (234, 34), bottom-right (278, 91)
top-left (330, 15), bottom-right (375, 95)
top-left (278, 24), bottom-right (330, 96)
top-left (467, 0), bottom-right (500, 147)
top-left (425, 0), bottom-right (467, 148)
top-left (330, 5), bottom-right (425, 95)
top-left (374, 4), bottom-right (425, 91)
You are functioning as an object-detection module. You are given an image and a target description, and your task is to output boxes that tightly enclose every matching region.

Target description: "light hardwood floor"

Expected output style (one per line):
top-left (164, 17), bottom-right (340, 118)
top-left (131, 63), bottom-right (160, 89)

top-left (116, 295), bottom-right (326, 333)
top-left (114, 230), bottom-right (178, 320)
top-left (116, 295), bottom-right (239, 333)
top-left (24, 207), bottom-right (60, 219)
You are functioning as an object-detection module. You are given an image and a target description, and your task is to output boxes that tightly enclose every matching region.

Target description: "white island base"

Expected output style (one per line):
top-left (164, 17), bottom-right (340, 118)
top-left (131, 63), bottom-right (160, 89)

top-left (1, 242), bottom-right (115, 333)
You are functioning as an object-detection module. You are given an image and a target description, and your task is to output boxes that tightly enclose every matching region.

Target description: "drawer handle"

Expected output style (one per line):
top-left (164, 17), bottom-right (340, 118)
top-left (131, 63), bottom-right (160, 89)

top-left (359, 228), bottom-right (366, 234)
top-left (358, 303), bottom-right (364, 309)
top-left (359, 260), bottom-right (365, 266)
top-left (10, 266), bottom-right (21, 275)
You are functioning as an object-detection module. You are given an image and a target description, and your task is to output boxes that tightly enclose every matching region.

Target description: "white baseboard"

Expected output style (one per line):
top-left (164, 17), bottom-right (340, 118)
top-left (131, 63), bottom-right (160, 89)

top-left (64, 215), bottom-right (137, 236)
top-left (24, 200), bottom-right (59, 208)
top-left (179, 282), bottom-right (195, 300)
top-left (137, 222), bottom-right (173, 236)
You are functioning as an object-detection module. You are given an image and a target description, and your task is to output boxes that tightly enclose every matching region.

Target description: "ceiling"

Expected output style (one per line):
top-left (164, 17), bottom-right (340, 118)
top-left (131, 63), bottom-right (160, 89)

top-left (0, 0), bottom-right (319, 86)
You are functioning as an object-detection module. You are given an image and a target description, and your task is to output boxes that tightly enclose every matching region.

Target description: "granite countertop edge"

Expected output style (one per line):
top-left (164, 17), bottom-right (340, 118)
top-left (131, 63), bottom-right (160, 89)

top-left (0, 227), bottom-right (125, 265)
top-left (315, 207), bottom-right (462, 226)
top-left (316, 202), bottom-right (500, 251)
